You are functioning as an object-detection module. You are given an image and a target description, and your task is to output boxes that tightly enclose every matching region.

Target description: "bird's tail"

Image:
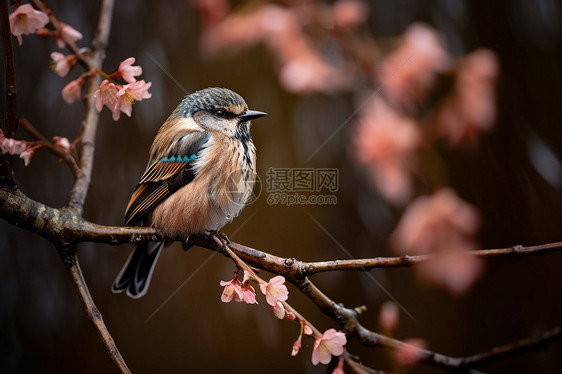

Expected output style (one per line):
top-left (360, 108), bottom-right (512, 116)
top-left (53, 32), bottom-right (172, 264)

top-left (112, 241), bottom-right (164, 299)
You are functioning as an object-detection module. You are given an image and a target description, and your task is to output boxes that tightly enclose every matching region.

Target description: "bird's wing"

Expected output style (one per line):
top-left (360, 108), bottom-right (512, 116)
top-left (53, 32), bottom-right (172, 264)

top-left (124, 132), bottom-right (211, 226)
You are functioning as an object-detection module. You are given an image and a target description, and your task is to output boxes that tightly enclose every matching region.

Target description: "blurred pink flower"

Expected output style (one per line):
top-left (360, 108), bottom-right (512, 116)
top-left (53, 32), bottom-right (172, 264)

top-left (62, 78), bottom-right (84, 104)
top-left (192, 0), bottom-right (230, 28)
top-left (260, 275), bottom-right (289, 306)
top-left (50, 52), bottom-right (76, 77)
top-left (379, 301), bottom-right (399, 332)
top-left (0, 130), bottom-right (36, 167)
top-left (418, 247), bottom-right (484, 295)
top-left (311, 329), bottom-right (347, 366)
top-left (56, 22), bottom-right (82, 48)
top-left (272, 301), bottom-right (286, 319)
top-left (9, 4), bottom-right (49, 46)
top-left (291, 334), bottom-right (302, 356)
top-left (52, 136), bottom-right (71, 153)
top-left (200, 4), bottom-right (354, 94)
top-left (19, 149), bottom-right (35, 166)
top-left (379, 23), bottom-right (448, 108)
top-left (219, 275), bottom-right (243, 303)
top-left (117, 57), bottom-right (143, 83)
top-left (437, 49), bottom-right (499, 146)
top-left (332, 358), bottom-right (346, 374)
top-left (354, 96), bottom-right (420, 204)
top-left (332, 0), bottom-right (368, 30)
top-left (394, 338), bottom-right (426, 367)
top-left (0, 135), bottom-right (28, 155)
top-left (391, 188), bottom-right (483, 294)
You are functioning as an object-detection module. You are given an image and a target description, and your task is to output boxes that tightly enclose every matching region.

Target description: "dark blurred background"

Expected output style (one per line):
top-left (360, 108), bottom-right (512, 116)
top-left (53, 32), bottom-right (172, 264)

top-left (1, 0), bottom-right (562, 373)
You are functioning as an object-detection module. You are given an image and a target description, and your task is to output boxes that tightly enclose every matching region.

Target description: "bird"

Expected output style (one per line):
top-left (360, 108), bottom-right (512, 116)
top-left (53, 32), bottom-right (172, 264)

top-left (112, 87), bottom-right (266, 299)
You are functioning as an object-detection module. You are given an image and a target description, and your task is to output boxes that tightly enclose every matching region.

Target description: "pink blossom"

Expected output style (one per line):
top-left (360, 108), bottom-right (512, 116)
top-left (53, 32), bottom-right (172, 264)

top-left (332, 0), bottom-right (368, 30)
top-left (391, 188), bottom-right (483, 294)
top-left (354, 96), bottom-right (420, 204)
top-left (0, 132), bottom-right (34, 166)
top-left (192, 0), bottom-right (230, 28)
top-left (19, 149), bottom-right (34, 166)
top-left (200, 4), bottom-right (354, 94)
top-left (379, 23), bottom-right (448, 108)
top-left (9, 4), bottom-right (49, 46)
top-left (56, 22), bottom-right (82, 48)
top-left (0, 136), bottom-right (28, 155)
top-left (62, 78), bottom-right (84, 104)
top-left (272, 301), bottom-right (285, 319)
top-left (117, 57), bottom-right (143, 83)
top-left (259, 275), bottom-right (289, 306)
top-left (303, 324), bottom-right (313, 336)
top-left (437, 49), bottom-right (499, 146)
top-left (379, 301), bottom-right (399, 332)
top-left (52, 136), bottom-right (71, 153)
top-left (291, 334), bottom-right (302, 356)
top-left (332, 358), bottom-right (346, 374)
top-left (311, 329), bottom-right (347, 366)
top-left (240, 282), bottom-right (257, 304)
top-left (394, 338), bottom-right (426, 367)
top-left (113, 80), bottom-right (152, 120)
top-left (50, 52), bottom-right (76, 77)
top-left (286, 311), bottom-right (296, 321)
top-left (219, 275), bottom-right (243, 303)
top-left (94, 80), bottom-right (122, 120)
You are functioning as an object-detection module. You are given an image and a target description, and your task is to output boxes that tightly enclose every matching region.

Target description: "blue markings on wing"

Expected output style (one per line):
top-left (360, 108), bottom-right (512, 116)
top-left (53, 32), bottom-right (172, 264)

top-left (161, 154), bottom-right (198, 163)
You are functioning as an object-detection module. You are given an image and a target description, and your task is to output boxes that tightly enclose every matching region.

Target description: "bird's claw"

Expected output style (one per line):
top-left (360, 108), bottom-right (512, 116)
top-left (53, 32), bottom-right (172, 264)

top-left (206, 230), bottom-right (230, 248)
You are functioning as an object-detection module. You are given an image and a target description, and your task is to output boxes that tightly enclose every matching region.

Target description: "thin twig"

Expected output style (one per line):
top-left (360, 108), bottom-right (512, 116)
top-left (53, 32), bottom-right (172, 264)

top-left (19, 118), bottom-right (82, 178)
top-left (295, 242), bottom-right (562, 274)
top-left (458, 326), bottom-right (562, 368)
top-left (30, 0), bottom-right (90, 69)
top-left (66, 253), bottom-right (131, 374)
top-left (0, 0), bottom-right (17, 176)
top-left (67, 0), bottom-right (114, 213)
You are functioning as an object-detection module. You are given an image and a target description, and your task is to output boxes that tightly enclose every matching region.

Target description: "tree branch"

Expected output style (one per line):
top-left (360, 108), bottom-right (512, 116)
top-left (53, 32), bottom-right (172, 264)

top-left (292, 242), bottom-right (562, 274)
top-left (66, 253), bottom-right (131, 373)
top-left (30, 0), bottom-right (90, 69)
top-left (19, 118), bottom-right (82, 178)
top-left (0, 183), bottom-right (157, 247)
top-left (67, 0), bottom-right (114, 213)
top-left (1, 180), bottom-right (561, 371)
top-left (0, 0), bottom-right (17, 175)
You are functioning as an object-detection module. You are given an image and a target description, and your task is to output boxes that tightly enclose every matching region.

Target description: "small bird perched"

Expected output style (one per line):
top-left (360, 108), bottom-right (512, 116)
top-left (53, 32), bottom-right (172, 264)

top-left (113, 87), bottom-right (266, 299)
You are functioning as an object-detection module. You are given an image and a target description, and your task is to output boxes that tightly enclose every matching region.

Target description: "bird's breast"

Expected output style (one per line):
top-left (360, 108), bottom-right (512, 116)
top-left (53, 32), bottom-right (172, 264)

top-left (151, 135), bottom-right (256, 238)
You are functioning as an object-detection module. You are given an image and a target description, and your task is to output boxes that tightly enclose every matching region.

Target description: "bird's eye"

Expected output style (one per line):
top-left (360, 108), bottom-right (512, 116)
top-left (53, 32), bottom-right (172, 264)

top-left (215, 109), bottom-right (226, 118)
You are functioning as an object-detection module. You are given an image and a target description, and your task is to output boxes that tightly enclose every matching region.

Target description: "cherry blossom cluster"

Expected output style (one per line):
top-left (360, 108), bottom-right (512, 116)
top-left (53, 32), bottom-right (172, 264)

top-left (93, 59), bottom-right (152, 121)
top-left (220, 270), bottom-right (347, 367)
top-left (355, 23), bottom-right (499, 205)
top-left (0, 129), bottom-right (35, 166)
top-left (0, 127), bottom-right (74, 167)
top-left (6, 3), bottom-right (151, 166)
top-left (9, 3), bottom-right (151, 121)
top-left (194, 0), bottom-right (368, 94)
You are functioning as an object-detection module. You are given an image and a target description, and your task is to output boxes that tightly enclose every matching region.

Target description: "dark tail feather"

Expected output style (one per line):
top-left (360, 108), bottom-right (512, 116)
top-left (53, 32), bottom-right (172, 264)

top-left (112, 241), bottom-right (164, 299)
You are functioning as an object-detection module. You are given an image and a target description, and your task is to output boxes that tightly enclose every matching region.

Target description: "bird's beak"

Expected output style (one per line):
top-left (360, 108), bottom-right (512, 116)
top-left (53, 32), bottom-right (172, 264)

top-left (238, 110), bottom-right (267, 121)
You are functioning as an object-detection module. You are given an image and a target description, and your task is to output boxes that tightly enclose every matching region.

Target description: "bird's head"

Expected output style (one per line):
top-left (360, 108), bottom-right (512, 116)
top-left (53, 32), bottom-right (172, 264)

top-left (176, 87), bottom-right (267, 138)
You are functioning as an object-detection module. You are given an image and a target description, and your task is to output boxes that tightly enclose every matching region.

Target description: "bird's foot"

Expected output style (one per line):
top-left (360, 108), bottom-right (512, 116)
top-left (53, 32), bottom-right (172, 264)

top-left (206, 230), bottom-right (231, 248)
